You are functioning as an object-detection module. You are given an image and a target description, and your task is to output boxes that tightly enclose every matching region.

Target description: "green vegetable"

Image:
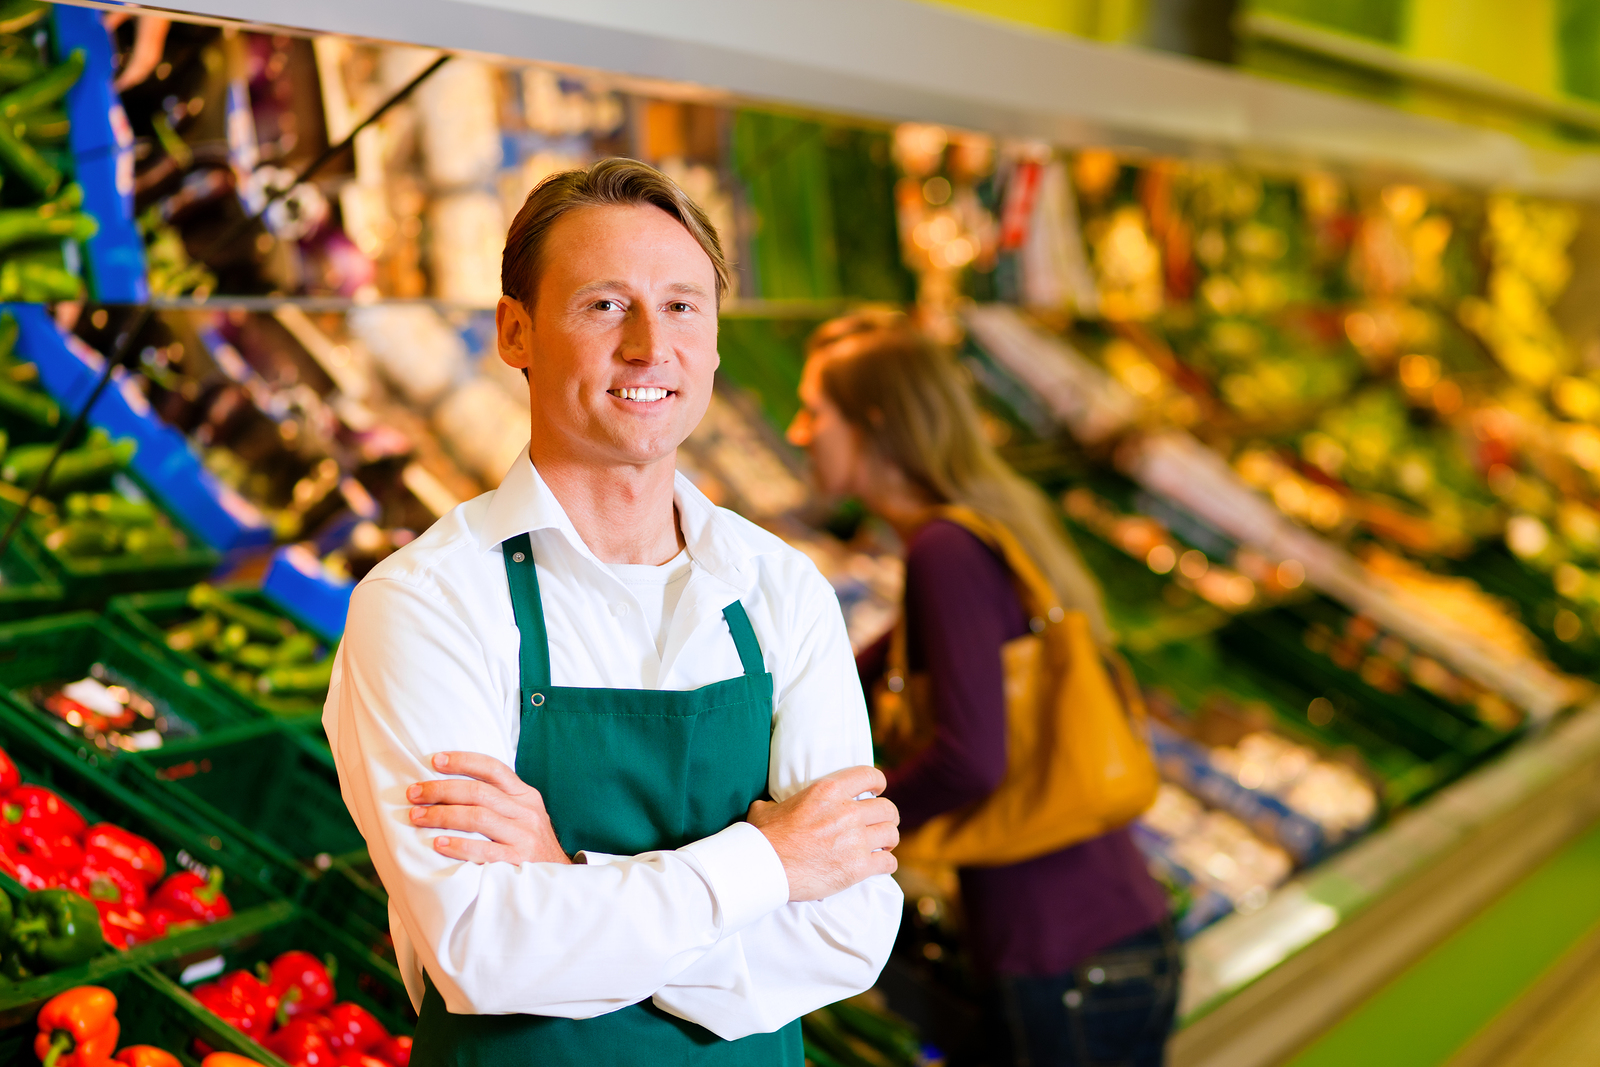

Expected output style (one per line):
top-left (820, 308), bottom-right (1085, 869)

top-left (0, 206), bottom-right (95, 252)
top-left (0, 309), bottom-right (16, 362)
top-left (12, 107), bottom-right (66, 143)
top-left (9, 887), bottom-right (105, 969)
top-left (0, 53), bottom-right (40, 90)
top-left (121, 522), bottom-right (177, 555)
top-left (0, 113), bottom-right (57, 194)
top-left (0, 1), bottom-right (49, 37)
top-left (188, 583), bottom-right (297, 641)
top-left (1, 437), bottom-right (135, 493)
top-left (215, 621), bottom-right (248, 657)
top-left (0, 373), bottom-right (56, 426)
top-left (234, 643), bottom-right (275, 670)
top-left (43, 519), bottom-right (120, 556)
top-left (259, 653), bottom-right (336, 695)
top-left (65, 492), bottom-right (157, 525)
top-left (272, 630), bottom-right (319, 665)
top-left (166, 612), bottom-right (221, 652)
top-left (0, 47), bottom-right (82, 120)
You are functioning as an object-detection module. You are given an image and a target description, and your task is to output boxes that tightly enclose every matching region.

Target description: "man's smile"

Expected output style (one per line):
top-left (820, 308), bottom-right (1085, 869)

top-left (608, 387), bottom-right (675, 402)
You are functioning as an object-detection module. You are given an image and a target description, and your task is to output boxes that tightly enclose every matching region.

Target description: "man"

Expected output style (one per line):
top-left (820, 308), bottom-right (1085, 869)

top-left (324, 158), bottom-right (903, 1067)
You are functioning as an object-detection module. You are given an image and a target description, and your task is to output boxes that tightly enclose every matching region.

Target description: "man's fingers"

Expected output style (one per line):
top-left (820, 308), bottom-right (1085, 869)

top-left (853, 796), bottom-right (899, 827)
top-left (864, 822), bottom-right (900, 852)
top-left (412, 802), bottom-right (520, 845)
top-left (819, 764), bottom-right (887, 799)
top-left (430, 751), bottom-right (526, 793)
top-left (432, 834), bottom-right (516, 865)
top-left (411, 778), bottom-right (528, 818)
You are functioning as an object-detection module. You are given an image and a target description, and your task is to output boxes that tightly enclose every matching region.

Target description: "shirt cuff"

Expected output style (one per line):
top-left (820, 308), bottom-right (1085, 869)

top-left (678, 821), bottom-right (790, 935)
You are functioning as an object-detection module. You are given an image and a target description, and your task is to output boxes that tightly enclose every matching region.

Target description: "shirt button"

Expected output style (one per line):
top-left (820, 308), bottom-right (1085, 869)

top-left (611, 603), bottom-right (629, 617)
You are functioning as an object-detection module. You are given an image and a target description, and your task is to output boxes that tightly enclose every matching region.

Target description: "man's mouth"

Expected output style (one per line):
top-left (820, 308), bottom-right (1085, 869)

top-left (608, 388), bottom-right (674, 402)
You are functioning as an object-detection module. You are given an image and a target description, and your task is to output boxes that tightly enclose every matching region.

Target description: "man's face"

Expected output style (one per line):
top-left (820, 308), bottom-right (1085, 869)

top-left (499, 203), bottom-right (719, 470)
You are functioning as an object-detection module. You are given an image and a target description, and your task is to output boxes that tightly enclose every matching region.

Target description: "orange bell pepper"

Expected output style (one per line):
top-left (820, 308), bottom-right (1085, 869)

top-left (199, 1054), bottom-right (268, 1067)
top-left (33, 985), bottom-right (119, 1067)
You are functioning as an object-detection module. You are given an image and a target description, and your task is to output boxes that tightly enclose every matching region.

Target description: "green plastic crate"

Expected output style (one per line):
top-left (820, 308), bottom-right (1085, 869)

top-left (0, 532), bottom-right (65, 622)
top-left (108, 588), bottom-right (328, 721)
top-left (0, 964), bottom-right (298, 1066)
top-left (306, 851), bottom-right (393, 967)
top-left (153, 905), bottom-right (415, 1057)
top-left (0, 611), bottom-right (263, 766)
top-left (123, 720), bottom-right (364, 878)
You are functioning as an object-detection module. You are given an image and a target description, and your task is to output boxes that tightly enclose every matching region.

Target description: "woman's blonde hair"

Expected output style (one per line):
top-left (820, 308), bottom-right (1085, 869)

top-left (809, 311), bottom-right (1110, 643)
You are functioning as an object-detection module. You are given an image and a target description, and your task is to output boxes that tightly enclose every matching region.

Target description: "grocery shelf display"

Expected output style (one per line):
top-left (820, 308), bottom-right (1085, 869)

top-left (0, 2), bottom-right (1592, 1066)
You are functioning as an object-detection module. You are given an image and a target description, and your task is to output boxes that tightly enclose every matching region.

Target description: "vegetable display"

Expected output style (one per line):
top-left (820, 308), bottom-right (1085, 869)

top-left (0, 741), bottom-right (231, 965)
top-left (193, 949), bottom-right (410, 1067)
top-left (163, 584), bottom-right (335, 702)
top-left (30, 985), bottom-right (270, 1067)
top-left (30, 661), bottom-right (198, 753)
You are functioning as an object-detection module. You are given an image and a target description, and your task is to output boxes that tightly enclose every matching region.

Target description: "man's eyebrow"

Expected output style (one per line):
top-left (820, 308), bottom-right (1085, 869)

top-left (568, 280), bottom-right (711, 301)
top-left (664, 281), bottom-right (712, 298)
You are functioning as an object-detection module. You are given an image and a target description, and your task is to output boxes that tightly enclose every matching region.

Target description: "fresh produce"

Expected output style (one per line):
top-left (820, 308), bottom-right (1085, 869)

top-left (33, 985), bottom-right (118, 1067)
top-left (197, 949), bottom-right (409, 1067)
top-left (0, 742), bottom-right (229, 958)
top-left (164, 584), bottom-right (336, 702)
top-left (31, 663), bottom-right (197, 753)
top-left (30, 983), bottom-right (270, 1067)
top-left (0, 25), bottom-right (95, 300)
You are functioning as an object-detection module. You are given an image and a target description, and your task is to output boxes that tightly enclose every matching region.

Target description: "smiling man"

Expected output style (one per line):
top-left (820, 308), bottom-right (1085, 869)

top-left (324, 159), bottom-right (903, 1067)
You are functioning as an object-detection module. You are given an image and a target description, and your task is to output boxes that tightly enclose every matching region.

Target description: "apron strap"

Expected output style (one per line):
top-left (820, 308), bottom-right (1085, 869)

top-left (722, 601), bottom-right (764, 677)
top-left (502, 532), bottom-right (765, 689)
top-left (501, 533), bottom-right (553, 700)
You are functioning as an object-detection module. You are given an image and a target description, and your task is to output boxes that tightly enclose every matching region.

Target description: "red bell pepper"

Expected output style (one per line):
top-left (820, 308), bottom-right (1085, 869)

top-left (83, 825), bottom-right (165, 889)
top-left (318, 1003), bottom-right (389, 1054)
top-left (10, 822), bottom-right (86, 873)
top-left (6, 785), bottom-right (88, 838)
top-left (113, 1047), bottom-right (181, 1067)
top-left (332, 1055), bottom-right (389, 1067)
top-left (33, 985), bottom-right (119, 1067)
top-left (150, 867), bottom-right (231, 924)
top-left (369, 1035), bottom-right (410, 1067)
top-left (264, 1018), bottom-right (335, 1066)
top-left (193, 975), bottom-right (271, 1041)
top-left (146, 906), bottom-right (202, 940)
top-left (0, 743), bottom-right (19, 791)
top-left (69, 856), bottom-right (147, 910)
top-left (95, 902), bottom-right (156, 950)
top-left (0, 841), bottom-right (60, 890)
top-left (265, 950), bottom-right (336, 1021)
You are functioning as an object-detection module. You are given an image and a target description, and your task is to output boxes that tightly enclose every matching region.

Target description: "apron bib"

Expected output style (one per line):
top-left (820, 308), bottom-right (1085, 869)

top-left (411, 533), bottom-right (803, 1067)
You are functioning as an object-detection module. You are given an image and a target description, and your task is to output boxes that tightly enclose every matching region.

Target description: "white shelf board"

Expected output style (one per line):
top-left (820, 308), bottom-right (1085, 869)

top-left (79, 0), bottom-right (1600, 197)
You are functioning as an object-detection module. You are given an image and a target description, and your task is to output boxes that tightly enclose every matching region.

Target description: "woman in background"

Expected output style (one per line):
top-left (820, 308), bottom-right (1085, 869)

top-left (788, 312), bottom-right (1179, 1067)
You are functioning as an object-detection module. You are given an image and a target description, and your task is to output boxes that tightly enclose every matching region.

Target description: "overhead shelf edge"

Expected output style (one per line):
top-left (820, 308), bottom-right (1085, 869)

top-left (71, 0), bottom-right (1600, 197)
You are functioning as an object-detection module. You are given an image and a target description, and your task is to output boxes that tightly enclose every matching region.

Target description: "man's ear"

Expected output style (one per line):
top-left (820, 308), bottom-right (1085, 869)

top-left (497, 295), bottom-right (533, 376)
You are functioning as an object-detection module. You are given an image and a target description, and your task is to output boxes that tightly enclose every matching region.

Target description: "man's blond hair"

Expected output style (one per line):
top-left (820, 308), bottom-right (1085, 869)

top-left (501, 158), bottom-right (730, 307)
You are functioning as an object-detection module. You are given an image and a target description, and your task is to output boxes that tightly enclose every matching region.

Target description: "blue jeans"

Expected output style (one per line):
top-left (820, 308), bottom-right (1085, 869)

top-left (995, 922), bottom-right (1181, 1067)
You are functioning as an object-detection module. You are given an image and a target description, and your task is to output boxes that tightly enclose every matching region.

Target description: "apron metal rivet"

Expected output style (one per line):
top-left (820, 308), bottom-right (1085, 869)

top-left (530, 692), bottom-right (545, 706)
top-left (512, 551), bottom-right (526, 563)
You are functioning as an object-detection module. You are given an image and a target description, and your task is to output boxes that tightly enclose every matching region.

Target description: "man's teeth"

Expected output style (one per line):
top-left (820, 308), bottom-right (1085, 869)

top-left (611, 387), bottom-right (671, 401)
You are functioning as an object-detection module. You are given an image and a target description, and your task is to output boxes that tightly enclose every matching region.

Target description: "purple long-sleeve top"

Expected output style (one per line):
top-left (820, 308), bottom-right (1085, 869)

top-left (861, 519), bottom-right (1168, 978)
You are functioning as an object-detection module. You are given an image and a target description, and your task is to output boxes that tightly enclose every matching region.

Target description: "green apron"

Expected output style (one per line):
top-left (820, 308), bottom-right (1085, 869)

top-left (411, 532), bottom-right (804, 1067)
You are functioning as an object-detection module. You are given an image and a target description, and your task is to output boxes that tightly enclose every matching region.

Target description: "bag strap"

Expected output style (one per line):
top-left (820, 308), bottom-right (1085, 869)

top-left (929, 505), bottom-right (1063, 629)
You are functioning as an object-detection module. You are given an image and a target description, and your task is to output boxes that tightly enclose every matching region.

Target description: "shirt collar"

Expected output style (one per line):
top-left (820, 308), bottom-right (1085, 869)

top-left (478, 447), bottom-right (760, 591)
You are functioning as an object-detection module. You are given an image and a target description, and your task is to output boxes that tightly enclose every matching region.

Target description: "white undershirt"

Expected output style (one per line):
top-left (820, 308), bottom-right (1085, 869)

top-left (607, 548), bottom-right (693, 657)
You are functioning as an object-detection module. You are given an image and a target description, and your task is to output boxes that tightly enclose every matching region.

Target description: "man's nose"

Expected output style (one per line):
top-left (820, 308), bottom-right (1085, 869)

top-left (620, 308), bottom-right (669, 364)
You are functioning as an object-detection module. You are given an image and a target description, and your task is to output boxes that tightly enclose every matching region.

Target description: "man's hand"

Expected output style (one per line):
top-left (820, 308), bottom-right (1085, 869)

top-left (408, 752), bottom-right (572, 866)
top-left (746, 766), bottom-right (899, 901)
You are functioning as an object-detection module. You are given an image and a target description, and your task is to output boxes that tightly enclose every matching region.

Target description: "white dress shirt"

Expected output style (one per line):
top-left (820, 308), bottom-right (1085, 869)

top-left (323, 448), bottom-right (902, 1039)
